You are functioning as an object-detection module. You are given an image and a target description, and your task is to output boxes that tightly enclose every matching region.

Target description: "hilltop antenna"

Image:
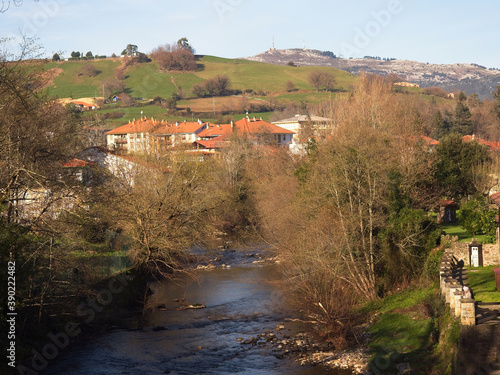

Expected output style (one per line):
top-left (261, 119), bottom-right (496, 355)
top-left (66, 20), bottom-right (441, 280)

top-left (303, 40), bottom-right (306, 50)
top-left (271, 36), bottom-right (275, 51)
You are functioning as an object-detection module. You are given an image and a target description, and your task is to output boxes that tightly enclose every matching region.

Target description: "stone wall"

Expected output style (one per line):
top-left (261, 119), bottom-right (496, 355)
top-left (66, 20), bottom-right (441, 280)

top-left (439, 246), bottom-right (500, 373)
top-left (446, 240), bottom-right (500, 266)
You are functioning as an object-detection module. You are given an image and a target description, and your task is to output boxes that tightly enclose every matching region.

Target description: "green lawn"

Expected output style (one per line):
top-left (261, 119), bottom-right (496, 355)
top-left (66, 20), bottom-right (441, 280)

top-left (467, 266), bottom-right (500, 302)
top-left (45, 59), bottom-right (121, 98)
top-left (360, 287), bottom-right (457, 374)
top-left (42, 55), bottom-right (357, 102)
top-left (439, 221), bottom-right (489, 243)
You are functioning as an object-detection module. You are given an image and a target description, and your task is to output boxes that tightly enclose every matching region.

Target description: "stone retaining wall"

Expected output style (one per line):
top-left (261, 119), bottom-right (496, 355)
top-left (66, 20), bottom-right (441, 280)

top-left (446, 241), bottom-right (500, 266)
top-left (440, 246), bottom-right (500, 373)
top-left (439, 250), bottom-right (476, 325)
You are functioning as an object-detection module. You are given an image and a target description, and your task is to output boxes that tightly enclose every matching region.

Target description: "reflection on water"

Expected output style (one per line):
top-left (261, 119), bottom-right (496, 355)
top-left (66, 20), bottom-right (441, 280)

top-left (44, 248), bottom-right (350, 374)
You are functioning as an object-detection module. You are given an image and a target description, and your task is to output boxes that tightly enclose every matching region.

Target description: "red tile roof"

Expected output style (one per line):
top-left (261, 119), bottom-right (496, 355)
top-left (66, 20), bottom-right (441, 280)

top-left (234, 118), bottom-right (294, 135)
top-left (152, 121), bottom-right (206, 135)
top-left (406, 135), bottom-right (439, 146)
top-left (195, 139), bottom-right (227, 149)
top-left (72, 101), bottom-right (95, 108)
top-left (439, 200), bottom-right (458, 207)
top-left (62, 158), bottom-right (92, 168)
top-left (491, 192), bottom-right (500, 207)
top-left (105, 118), bottom-right (163, 135)
top-left (463, 135), bottom-right (500, 151)
top-left (197, 124), bottom-right (233, 138)
top-left (419, 136), bottom-right (439, 146)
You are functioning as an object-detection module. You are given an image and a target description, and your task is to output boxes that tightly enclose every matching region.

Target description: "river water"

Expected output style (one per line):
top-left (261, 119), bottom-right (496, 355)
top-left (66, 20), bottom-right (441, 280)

top-left (44, 246), bottom-right (351, 374)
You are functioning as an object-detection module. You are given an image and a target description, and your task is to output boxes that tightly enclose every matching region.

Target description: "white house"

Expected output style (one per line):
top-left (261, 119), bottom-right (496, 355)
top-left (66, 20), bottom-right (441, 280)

top-left (105, 117), bottom-right (163, 154)
top-left (272, 114), bottom-right (331, 153)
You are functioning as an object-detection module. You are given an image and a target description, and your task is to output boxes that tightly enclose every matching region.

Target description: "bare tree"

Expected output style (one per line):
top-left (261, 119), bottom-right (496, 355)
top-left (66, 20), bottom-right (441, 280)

top-left (308, 70), bottom-right (336, 92)
top-left (109, 153), bottom-right (221, 277)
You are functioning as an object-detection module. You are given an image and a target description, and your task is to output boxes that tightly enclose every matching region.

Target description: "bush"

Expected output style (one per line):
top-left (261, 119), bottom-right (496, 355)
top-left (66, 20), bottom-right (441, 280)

top-left (192, 75), bottom-right (231, 97)
top-left (423, 248), bottom-right (444, 282)
top-left (457, 198), bottom-right (497, 240)
top-left (308, 71), bottom-right (336, 92)
top-left (423, 87), bottom-right (449, 98)
top-left (80, 63), bottom-right (101, 77)
top-left (285, 81), bottom-right (296, 92)
top-left (151, 45), bottom-right (197, 71)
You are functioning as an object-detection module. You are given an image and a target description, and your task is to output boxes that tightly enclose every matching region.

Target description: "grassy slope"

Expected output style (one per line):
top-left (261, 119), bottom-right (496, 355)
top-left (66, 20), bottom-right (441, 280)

top-left (45, 59), bottom-right (121, 98)
top-left (44, 55), bottom-right (357, 101)
top-left (362, 287), bottom-right (459, 374)
top-left (439, 221), bottom-right (490, 243)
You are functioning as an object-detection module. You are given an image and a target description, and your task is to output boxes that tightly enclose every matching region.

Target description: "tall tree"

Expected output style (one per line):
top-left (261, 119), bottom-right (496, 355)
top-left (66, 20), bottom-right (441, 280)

top-left (433, 133), bottom-right (490, 200)
top-left (0, 38), bottom-right (85, 372)
top-left (177, 37), bottom-right (195, 54)
top-left (122, 44), bottom-right (138, 56)
top-left (453, 92), bottom-right (473, 135)
top-left (492, 85), bottom-right (500, 119)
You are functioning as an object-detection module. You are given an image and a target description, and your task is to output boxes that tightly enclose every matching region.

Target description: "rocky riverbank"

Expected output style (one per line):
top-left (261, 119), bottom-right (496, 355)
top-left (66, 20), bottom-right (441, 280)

top-left (238, 324), bottom-right (371, 374)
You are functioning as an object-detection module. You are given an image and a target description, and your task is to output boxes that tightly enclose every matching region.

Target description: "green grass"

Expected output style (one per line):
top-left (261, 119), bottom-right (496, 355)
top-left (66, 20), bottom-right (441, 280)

top-left (42, 55), bottom-right (357, 102)
top-left (45, 59), bottom-right (121, 98)
top-left (467, 265), bottom-right (500, 302)
top-left (197, 56), bottom-right (356, 93)
top-left (439, 221), bottom-right (489, 243)
top-left (123, 62), bottom-right (205, 99)
top-left (361, 287), bottom-right (458, 374)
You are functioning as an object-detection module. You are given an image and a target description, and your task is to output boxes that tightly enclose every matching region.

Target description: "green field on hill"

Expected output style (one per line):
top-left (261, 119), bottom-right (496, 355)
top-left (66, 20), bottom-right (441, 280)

top-left (45, 59), bottom-right (121, 98)
top-left (43, 55), bottom-right (357, 102)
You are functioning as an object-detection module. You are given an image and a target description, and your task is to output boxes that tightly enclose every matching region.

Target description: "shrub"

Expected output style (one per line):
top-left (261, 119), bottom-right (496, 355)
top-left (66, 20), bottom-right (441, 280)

top-left (151, 45), bottom-right (197, 71)
top-left (80, 63), bottom-right (101, 77)
top-left (457, 197), bottom-right (497, 239)
top-left (192, 75), bottom-right (231, 97)
top-left (286, 81), bottom-right (296, 92)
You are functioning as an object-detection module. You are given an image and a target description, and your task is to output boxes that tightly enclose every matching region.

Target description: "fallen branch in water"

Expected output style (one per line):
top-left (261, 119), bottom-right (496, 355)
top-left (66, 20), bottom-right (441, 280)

top-left (285, 318), bottom-right (324, 324)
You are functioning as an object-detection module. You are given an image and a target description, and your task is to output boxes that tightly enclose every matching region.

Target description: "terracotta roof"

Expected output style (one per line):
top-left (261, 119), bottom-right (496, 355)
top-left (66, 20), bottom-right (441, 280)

top-left (197, 124), bottom-right (233, 138)
top-left (63, 158), bottom-right (92, 168)
top-left (105, 118), bottom-right (163, 135)
top-left (419, 136), bottom-right (439, 146)
top-left (407, 135), bottom-right (439, 146)
top-left (152, 121), bottom-right (206, 135)
top-left (195, 139), bottom-right (227, 149)
top-left (491, 192), bottom-right (500, 207)
top-left (463, 135), bottom-right (500, 151)
top-left (234, 118), bottom-right (294, 134)
top-left (72, 101), bottom-right (95, 107)
top-left (439, 200), bottom-right (458, 207)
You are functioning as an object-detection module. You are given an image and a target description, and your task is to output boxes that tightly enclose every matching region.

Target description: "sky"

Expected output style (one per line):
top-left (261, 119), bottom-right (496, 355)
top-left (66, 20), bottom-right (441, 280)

top-left (0, 0), bottom-right (499, 68)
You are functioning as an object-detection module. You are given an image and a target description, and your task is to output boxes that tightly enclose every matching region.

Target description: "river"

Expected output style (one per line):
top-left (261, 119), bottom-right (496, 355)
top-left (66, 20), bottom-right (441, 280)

top-left (43, 246), bottom-right (352, 374)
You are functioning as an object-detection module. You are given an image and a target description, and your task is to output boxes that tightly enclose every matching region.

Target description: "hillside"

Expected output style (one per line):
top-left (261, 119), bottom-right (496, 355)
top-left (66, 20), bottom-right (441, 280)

top-left (245, 49), bottom-right (500, 99)
top-left (43, 55), bottom-right (356, 102)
